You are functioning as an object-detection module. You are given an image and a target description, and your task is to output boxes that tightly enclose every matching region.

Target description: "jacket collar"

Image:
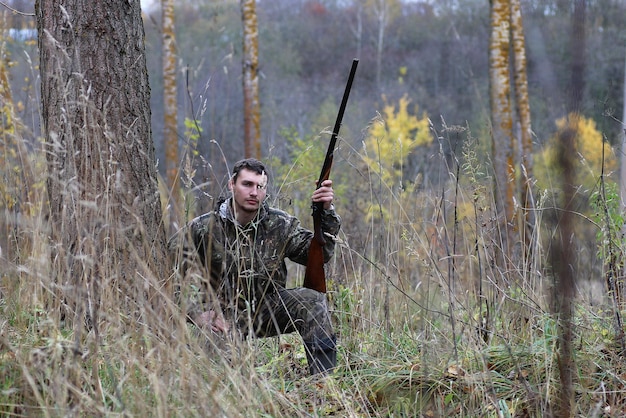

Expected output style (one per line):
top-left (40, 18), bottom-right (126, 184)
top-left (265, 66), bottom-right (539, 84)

top-left (219, 197), bottom-right (268, 227)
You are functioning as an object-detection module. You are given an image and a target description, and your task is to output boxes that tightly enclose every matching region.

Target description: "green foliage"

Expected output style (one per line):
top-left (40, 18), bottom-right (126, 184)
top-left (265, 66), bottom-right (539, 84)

top-left (274, 125), bottom-right (323, 186)
top-left (183, 116), bottom-right (203, 157)
top-left (269, 124), bottom-right (349, 225)
top-left (268, 126), bottom-right (320, 217)
top-left (591, 181), bottom-right (623, 260)
top-left (333, 284), bottom-right (358, 330)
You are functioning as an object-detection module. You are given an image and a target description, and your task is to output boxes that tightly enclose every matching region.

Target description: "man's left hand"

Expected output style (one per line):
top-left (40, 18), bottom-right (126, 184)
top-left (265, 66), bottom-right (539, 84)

top-left (312, 179), bottom-right (334, 210)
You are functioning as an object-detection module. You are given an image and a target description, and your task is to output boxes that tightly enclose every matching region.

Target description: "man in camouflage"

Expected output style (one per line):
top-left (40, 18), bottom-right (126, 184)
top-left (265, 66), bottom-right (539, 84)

top-left (170, 158), bottom-right (340, 375)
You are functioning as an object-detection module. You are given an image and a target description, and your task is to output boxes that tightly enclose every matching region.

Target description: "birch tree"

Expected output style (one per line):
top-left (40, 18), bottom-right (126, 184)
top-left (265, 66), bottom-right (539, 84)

top-left (489, 0), bottom-right (516, 263)
top-left (511, 0), bottom-right (534, 249)
top-left (241, 0), bottom-right (261, 159)
top-left (488, 0), bottom-right (534, 265)
top-left (365, 0), bottom-right (400, 92)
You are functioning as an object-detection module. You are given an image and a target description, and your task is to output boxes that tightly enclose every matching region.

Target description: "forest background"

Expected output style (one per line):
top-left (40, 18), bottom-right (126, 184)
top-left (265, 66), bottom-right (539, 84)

top-left (2, 0), bottom-right (626, 416)
top-left (7, 1), bottom-right (625, 191)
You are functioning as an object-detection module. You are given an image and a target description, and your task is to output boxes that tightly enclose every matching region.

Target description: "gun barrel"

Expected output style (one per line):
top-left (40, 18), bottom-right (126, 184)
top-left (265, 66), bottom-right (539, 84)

top-left (317, 59), bottom-right (359, 187)
top-left (304, 59), bottom-right (359, 293)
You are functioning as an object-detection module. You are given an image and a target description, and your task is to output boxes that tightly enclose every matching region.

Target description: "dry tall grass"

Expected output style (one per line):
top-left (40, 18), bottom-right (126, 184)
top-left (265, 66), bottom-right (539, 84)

top-left (2, 117), bottom-right (626, 417)
top-left (1, 42), bottom-right (625, 418)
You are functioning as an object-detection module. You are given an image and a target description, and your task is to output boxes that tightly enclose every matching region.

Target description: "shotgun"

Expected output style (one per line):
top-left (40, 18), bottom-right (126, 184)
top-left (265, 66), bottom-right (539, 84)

top-left (303, 59), bottom-right (359, 293)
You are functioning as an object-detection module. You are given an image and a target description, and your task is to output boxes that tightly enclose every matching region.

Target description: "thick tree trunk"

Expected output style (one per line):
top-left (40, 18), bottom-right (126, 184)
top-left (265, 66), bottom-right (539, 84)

top-left (36, 0), bottom-right (168, 331)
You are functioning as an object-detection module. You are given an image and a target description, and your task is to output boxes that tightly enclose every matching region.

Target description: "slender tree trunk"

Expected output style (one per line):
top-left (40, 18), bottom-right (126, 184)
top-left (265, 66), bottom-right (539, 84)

top-left (163, 0), bottom-right (180, 219)
top-left (555, 2), bottom-right (586, 415)
top-left (511, 0), bottom-right (534, 256)
top-left (36, 0), bottom-right (168, 332)
top-left (554, 127), bottom-right (576, 418)
top-left (489, 0), bottom-right (516, 265)
top-left (568, 0), bottom-right (586, 114)
top-left (351, 0), bottom-right (363, 59)
top-left (375, 0), bottom-right (387, 93)
top-left (621, 50), bottom-right (626, 210)
top-left (241, 0), bottom-right (261, 159)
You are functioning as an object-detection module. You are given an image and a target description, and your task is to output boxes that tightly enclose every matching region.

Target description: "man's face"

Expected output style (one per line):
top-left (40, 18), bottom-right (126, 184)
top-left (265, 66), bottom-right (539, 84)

top-left (229, 168), bottom-right (267, 215)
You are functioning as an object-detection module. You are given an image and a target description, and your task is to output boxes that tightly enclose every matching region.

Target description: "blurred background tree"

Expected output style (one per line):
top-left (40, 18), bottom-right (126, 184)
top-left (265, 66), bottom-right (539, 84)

top-left (3, 0), bottom-right (625, 270)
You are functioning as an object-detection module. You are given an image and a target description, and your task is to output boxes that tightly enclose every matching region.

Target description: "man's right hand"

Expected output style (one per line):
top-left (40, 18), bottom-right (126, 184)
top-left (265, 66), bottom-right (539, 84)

top-left (198, 310), bottom-right (230, 333)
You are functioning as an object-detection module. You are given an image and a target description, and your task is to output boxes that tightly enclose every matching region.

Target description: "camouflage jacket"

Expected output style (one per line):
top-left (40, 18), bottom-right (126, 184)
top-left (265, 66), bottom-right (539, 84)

top-left (170, 198), bottom-right (341, 320)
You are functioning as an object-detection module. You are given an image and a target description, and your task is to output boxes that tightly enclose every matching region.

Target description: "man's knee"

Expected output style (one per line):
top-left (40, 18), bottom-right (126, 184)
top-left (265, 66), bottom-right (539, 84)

top-left (304, 334), bottom-right (337, 375)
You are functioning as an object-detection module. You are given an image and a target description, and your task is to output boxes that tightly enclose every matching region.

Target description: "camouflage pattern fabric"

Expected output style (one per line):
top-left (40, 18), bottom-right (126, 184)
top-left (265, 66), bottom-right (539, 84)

top-left (169, 198), bottom-right (340, 341)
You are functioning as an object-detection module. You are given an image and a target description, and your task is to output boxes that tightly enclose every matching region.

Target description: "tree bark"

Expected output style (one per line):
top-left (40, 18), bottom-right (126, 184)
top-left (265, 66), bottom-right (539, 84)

top-left (35, 0), bottom-right (168, 331)
top-left (554, 127), bottom-right (576, 418)
top-left (489, 0), bottom-right (516, 264)
top-left (241, 0), bottom-right (261, 159)
top-left (511, 0), bottom-right (534, 253)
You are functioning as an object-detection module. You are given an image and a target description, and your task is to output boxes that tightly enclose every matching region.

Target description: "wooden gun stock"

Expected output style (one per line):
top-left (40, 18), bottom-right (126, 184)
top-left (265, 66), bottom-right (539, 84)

top-left (303, 59), bottom-right (359, 293)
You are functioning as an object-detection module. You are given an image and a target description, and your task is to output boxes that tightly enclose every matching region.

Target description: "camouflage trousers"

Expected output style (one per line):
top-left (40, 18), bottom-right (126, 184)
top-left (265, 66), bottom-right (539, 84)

top-left (237, 287), bottom-right (334, 344)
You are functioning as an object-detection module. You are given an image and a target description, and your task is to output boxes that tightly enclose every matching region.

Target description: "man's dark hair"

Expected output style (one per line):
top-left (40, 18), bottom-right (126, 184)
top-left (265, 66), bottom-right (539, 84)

top-left (231, 158), bottom-right (267, 183)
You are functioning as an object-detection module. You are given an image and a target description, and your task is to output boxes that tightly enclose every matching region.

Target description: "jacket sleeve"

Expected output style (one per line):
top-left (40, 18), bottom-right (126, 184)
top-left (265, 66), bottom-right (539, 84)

top-left (320, 206), bottom-right (341, 237)
top-left (286, 207), bottom-right (341, 266)
top-left (320, 206), bottom-right (341, 261)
